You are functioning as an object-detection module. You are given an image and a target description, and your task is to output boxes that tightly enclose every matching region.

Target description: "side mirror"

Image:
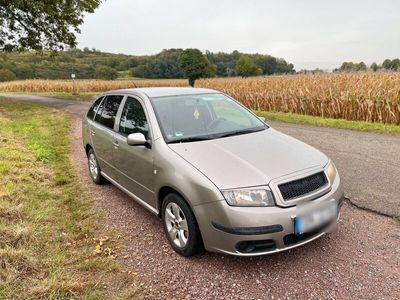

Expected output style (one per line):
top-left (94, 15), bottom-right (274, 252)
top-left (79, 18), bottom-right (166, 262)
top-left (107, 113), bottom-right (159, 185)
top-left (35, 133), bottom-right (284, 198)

top-left (127, 133), bottom-right (146, 146)
top-left (258, 116), bottom-right (266, 122)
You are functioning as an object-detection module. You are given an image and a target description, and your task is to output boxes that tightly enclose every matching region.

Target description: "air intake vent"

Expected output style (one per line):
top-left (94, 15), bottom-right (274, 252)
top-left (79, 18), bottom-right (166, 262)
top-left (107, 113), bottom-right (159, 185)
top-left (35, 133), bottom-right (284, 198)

top-left (278, 172), bottom-right (327, 201)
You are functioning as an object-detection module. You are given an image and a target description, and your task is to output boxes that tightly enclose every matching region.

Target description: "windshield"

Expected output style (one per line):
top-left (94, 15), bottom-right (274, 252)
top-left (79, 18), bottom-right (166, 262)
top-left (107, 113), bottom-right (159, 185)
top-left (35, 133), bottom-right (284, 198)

top-left (150, 93), bottom-right (267, 143)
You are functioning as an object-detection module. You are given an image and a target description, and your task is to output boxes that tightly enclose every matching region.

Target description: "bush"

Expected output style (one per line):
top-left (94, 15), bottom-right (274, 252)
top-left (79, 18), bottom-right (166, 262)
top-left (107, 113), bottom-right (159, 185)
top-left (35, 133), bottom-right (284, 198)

top-left (235, 56), bottom-right (262, 77)
top-left (94, 66), bottom-right (118, 80)
top-left (0, 69), bottom-right (17, 82)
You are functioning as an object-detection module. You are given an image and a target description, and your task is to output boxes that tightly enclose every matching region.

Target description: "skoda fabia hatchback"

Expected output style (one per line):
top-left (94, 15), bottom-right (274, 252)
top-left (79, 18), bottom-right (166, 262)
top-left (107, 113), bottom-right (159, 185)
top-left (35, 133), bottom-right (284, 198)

top-left (82, 87), bottom-right (344, 256)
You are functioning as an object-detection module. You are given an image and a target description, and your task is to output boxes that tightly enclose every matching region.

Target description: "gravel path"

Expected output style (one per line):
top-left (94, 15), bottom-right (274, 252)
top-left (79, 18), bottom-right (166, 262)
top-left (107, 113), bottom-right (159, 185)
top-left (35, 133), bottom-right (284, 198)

top-left (70, 117), bottom-right (400, 299)
top-left (2, 93), bottom-right (399, 218)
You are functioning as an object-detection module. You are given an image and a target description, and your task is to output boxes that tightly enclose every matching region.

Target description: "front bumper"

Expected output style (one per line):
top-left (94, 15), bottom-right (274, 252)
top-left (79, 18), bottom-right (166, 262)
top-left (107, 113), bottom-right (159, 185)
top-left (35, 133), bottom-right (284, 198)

top-left (193, 174), bottom-right (344, 256)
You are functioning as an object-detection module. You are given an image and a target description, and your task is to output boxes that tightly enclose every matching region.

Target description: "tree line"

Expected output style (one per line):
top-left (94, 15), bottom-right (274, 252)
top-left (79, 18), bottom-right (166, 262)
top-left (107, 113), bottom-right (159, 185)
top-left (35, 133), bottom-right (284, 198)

top-left (336, 59), bottom-right (400, 72)
top-left (0, 48), bottom-right (294, 84)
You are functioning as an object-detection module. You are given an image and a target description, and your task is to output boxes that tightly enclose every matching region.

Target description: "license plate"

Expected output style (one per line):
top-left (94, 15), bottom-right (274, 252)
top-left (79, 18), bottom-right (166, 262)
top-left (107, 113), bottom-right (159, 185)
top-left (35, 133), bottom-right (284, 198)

top-left (294, 202), bottom-right (337, 235)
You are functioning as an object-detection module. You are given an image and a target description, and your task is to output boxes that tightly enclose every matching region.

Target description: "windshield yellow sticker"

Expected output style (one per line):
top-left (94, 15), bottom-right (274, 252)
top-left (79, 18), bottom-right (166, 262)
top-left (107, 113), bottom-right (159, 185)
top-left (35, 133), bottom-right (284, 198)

top-left (193, 108), bottom-right (200, 119)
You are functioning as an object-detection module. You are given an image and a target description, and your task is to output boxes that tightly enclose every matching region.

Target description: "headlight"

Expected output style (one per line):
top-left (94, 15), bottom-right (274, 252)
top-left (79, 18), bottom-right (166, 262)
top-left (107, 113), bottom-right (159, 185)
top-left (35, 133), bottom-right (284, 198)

top-left (326, 161), bottom-right (337, 184)
top-left (222, 188), bottom-right (275, 207)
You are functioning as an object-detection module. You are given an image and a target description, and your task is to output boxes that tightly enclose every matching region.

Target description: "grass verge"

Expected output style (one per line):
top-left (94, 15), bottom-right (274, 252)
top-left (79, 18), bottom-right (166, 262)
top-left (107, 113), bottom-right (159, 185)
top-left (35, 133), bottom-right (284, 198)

top-left (0, 100), bottom-right (139, 299)
top-left (255, 110), bottom-right (400, 134)
top-left (1, 92), bottom-right (100, 102)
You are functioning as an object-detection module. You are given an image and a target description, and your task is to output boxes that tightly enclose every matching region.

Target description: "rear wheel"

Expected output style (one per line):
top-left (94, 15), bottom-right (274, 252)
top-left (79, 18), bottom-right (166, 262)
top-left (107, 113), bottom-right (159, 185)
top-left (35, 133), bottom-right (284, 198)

top-left (161, 193), bottom-right (203, 256)
top-left (87, 148), bottom-right (105, 184)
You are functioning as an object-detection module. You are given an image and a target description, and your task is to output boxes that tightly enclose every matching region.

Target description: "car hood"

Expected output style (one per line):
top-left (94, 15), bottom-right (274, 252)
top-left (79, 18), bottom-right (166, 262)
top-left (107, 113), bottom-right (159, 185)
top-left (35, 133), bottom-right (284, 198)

top-left (168, 128), bottom-right (328, 189)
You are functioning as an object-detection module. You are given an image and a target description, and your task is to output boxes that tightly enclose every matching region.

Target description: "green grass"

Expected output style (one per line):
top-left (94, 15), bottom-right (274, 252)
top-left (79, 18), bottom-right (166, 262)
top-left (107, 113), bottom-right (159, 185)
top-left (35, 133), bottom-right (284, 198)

top-left (40, 92), bottom-right (99, 101)
top-left (4, 91), bottom-right (100, 101)
top-left (254, 110), bottom-right (400, 134)
top-left (0, 100), bottom-right (139, 299)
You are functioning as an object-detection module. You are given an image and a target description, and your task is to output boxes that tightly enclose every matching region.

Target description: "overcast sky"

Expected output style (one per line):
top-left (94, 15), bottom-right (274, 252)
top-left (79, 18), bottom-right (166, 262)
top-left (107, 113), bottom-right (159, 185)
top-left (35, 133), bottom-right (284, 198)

top-left (77, 0), bottom-right (400, 70)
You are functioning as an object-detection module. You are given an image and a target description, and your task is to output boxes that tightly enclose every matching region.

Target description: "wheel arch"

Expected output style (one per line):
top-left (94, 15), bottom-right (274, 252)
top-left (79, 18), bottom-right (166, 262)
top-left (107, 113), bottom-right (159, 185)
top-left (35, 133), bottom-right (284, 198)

top-left (158, 185), bottom-right (205, 254)
top-left (157, 186), bottom-right (190, 218)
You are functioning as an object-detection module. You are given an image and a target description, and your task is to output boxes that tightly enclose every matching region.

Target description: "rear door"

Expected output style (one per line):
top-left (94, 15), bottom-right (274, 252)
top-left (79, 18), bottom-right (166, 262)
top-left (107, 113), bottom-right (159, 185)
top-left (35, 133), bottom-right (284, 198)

top-left (113, 96), bottom-right (156, 208)
top-left (90, 95), bottom-right (124, 179)
top-left (84, 96), bottom-right (104, 147)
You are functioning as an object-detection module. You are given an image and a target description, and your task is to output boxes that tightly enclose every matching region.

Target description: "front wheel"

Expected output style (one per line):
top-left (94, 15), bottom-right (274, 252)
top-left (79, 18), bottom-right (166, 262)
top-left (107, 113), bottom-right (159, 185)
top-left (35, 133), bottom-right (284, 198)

top-left (161, 193), bottom-right (203, 257)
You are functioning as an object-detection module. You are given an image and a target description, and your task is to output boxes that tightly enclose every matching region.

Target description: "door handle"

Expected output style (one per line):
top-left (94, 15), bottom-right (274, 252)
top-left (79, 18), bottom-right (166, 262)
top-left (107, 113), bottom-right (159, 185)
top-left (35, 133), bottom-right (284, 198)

top-left (90, 129), bottom-right (96, 136)
top-left (113, 140), bottom-right (119, 149)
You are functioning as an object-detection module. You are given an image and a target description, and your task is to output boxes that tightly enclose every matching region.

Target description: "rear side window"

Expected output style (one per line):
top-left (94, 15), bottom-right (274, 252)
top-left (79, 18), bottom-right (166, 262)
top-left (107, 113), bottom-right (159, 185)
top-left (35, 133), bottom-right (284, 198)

top-left (87, 97), bottom-right (104, 120)
top-left (119, 97), bottom-right (149, 138)
top-left (97, 95), bottom-right (123, 129)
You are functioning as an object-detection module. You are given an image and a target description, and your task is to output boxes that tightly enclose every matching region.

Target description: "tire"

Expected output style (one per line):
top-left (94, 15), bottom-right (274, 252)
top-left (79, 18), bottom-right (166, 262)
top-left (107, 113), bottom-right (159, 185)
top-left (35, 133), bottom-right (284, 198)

top-left (161, 193), bottom-right (204, 257)
top-left (87, 148), bottom-right (105, 184)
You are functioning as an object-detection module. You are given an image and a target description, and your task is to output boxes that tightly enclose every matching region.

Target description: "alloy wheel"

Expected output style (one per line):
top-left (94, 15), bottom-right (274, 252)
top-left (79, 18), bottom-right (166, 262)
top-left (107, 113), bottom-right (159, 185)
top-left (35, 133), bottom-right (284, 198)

top-left (88, 153), bottom-right (98, 179)
top-left (164, 202), bottom-right (189, 248)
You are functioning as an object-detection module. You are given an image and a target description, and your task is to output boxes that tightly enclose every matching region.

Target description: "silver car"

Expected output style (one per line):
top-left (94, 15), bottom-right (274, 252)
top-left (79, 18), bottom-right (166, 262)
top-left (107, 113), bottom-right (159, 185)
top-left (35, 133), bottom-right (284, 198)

top-left (82, 87), bottom-right (344, 256)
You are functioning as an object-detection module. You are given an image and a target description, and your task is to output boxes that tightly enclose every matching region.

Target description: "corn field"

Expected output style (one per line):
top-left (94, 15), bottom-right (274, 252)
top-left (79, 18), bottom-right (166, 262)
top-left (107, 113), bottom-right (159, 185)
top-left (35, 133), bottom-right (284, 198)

top-left (0, 79), bottom-right (188, 93)
top-left (1, 74), bottom-right (400, 124)
top-left (196, 73), bottom-right (400, 125)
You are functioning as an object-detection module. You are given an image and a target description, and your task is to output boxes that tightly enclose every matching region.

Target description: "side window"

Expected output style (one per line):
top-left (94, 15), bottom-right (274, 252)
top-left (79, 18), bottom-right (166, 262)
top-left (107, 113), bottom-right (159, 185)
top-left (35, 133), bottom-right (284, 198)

top-left (119, 97), bottom-right (149, 139)
top-left (94, 97), bottom-right (105, 122)
top-left (97, 95), bottom-right (123, 129)
top-left (87, 96), bottom-right (104, 120)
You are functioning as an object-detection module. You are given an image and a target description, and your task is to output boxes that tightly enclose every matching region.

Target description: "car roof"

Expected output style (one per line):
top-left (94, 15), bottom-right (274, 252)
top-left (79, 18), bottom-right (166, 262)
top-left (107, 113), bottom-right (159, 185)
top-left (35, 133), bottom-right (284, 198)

top-left (105, 87), bottom-right (218, 98)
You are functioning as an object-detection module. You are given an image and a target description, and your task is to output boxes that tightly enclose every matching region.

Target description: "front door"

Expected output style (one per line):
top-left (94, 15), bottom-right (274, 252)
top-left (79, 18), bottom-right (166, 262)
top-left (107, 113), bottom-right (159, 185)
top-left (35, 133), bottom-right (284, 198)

top-left (113, 96), bottom-right (155, 208)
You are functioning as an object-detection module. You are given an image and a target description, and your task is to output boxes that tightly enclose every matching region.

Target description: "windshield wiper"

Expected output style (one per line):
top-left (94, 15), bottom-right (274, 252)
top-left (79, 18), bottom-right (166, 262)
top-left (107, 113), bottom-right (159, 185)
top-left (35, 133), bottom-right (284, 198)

top-left (168, 135), bottom-right (215, 144)
top-left (168, 126), bottom-right (266, 143)
top-left (217, 127), bottom-right (265, 138)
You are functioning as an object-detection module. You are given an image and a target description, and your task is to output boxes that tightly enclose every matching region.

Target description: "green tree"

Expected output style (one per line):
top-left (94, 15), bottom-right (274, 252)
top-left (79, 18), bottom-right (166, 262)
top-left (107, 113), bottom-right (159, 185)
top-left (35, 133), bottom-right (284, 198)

top-left (356, 62), bottom-right (367, 71)
top-left (391, 58), bottom-right (400, 71)
top-left (95, 66), bottom-right (118, 80)
top-left (0, 48), bottom-right (296, 80)
top-left (370, 62), bottom-right (379, 72)
top-left (179, 49), bottom-right (215, 86)
top-left (273, 58), bottom-right (294, 74)
top-left (0, 0), bottom-right (101, 51)
top-left (144, 49), bottom-right (184, 78)
top-left (382, 59), bottom-right (392, 70)
top-left (205, 62), bottom-right (217, 78)
top-left (339, 61), bottom-right (367, 72)
top-left (14, 64), bottom-right (35, 79)
top-left (205, 50), bottom-right (241, 76)
top-left (0, 68), bottom-right (16, 81)
top-left (339, 62), bottom-right (355, 71)
top-left (253, 54), bottom-right (278, 75)
top-left (235, 55), bottom-right (262, 77)
top-left (131, 65), bottom-right (147, 78)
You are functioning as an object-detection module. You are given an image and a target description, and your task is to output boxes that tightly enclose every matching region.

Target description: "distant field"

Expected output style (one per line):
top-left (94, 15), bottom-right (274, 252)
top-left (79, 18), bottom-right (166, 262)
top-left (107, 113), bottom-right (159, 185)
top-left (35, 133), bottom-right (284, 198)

top-left (196, 73), bottom-right (400, 125)
top-left (0, 78), bottom-right (188, 93)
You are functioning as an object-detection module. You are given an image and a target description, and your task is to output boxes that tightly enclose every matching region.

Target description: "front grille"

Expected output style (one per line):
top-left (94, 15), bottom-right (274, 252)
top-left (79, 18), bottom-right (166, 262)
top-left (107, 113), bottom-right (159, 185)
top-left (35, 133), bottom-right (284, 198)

top-left (278, 172), bottom-right (327, 201)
